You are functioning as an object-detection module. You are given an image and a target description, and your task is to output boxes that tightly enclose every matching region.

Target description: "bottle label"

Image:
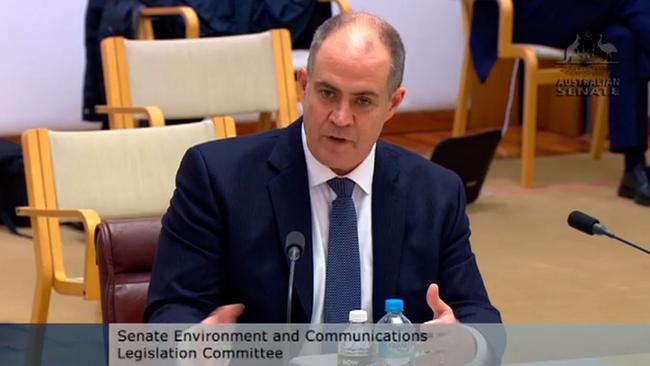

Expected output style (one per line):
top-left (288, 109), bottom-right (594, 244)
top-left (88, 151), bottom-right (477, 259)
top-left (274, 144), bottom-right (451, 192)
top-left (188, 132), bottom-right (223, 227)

top-left (338, 355), bottom-right (376, 366)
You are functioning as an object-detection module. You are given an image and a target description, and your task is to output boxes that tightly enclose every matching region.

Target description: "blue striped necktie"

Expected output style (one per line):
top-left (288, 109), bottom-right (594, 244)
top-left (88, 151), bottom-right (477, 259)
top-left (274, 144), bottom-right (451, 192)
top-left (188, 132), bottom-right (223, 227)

top-left (324, 177), bottom-right (361, 323)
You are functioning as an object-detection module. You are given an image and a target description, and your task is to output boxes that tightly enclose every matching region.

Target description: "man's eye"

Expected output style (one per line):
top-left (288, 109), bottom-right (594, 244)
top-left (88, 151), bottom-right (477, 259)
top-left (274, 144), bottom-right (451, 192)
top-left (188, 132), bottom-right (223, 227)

top-left (319, 89), bottom-right (335, 99)
top-left (357, 98), bottom-right (372, 106)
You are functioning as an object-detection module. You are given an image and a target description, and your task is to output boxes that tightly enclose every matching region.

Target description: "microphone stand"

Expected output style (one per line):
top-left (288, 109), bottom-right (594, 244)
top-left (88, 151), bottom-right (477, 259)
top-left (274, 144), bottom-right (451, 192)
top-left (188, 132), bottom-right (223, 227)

top-left (285, 247), bottom-right (301, 366)
top-left (601, 230), bottom-right (650, 255)
top-left (286, 248), bottom-right (299, 322)
top-left (284, 231), bottom-right (305, 365)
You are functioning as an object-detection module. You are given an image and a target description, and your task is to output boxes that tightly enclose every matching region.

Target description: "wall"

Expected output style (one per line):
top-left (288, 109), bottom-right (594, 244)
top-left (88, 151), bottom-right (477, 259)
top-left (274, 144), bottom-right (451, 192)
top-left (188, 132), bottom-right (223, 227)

top-left (352, 0), bottom-right (465, 111)
top-left (0, 0), bottom-right (99, 135)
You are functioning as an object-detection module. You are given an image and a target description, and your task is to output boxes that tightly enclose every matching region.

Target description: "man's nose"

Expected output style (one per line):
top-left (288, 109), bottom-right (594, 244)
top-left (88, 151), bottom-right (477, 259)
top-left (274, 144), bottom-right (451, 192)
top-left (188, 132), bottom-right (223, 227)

top-left (330, 102), bottom-right (353, 127)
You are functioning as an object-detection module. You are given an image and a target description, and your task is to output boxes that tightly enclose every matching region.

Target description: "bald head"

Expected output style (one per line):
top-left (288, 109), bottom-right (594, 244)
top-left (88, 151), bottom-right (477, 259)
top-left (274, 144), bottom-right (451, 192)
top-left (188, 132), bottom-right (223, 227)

top-left (306, 12), bottom-right (405, 93)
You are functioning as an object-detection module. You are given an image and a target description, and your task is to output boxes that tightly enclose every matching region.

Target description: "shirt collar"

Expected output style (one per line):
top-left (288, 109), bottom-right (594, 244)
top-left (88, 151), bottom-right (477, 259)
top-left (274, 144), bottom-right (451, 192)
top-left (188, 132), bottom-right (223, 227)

top-left (301, 123), bottom-right (375, 195)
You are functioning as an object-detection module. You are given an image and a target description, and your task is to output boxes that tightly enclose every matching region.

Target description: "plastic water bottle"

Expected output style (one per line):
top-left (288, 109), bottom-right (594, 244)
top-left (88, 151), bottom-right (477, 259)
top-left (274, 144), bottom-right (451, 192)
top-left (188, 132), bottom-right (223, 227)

top-left (337, 310), bottom-right (377, 366)
top-left (377, 299), bottom-right (415, 366)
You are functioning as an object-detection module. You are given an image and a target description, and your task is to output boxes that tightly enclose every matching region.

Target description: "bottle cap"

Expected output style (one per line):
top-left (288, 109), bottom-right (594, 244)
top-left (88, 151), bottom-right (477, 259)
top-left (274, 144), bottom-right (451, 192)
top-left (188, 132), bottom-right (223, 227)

top-left (349, 310), bottom-right (368, 323)
top-left (385, 298), bottom-right (404, 313)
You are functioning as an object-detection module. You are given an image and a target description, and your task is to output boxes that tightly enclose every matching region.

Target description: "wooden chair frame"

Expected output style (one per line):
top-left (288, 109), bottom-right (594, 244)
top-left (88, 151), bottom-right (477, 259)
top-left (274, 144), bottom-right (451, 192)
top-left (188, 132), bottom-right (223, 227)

top-left (320, 0), bottom-right (352, 13)
top-left (137, 6), bottom-right (200, 40)
top-left (98, 29), bottom-right (298, 130)
top-left (453, 0), bottom-right (608, 187)
top-left (16, 117), bottom-right (235, 323)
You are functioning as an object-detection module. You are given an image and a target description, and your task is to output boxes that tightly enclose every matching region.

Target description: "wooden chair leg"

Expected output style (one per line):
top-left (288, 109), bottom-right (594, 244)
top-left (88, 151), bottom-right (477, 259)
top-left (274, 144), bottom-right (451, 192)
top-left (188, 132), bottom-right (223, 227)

top-left (258, 112), bottom-right (273, 131)
top-left (521, 66), bottom-right (539, 188)
top-left (211, 116), bottom-right (237, 138)
top-left (590, 95), bottom-right (608, 160)
top-left (453, 47), bottom-right (473, 137)
top-left (31, 275), bottom-right (53, 323)
top-left (95, 300), bottom-right (103, 322)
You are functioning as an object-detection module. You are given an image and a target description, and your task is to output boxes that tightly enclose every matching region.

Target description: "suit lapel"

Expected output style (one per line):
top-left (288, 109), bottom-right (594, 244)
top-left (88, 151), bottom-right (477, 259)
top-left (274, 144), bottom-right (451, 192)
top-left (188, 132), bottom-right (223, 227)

top-left (371, 142), bottom-right (406, 322)
top-left (267, 120), bottom-right (313, 322)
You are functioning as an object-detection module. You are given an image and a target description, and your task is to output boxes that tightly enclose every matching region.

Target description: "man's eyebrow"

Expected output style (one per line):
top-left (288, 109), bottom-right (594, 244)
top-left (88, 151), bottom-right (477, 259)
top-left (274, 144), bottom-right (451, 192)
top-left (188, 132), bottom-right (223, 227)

top-left (353, 90), bottom-right (379, 98)
top-left (314, 81), bottom-right (340, 92)
top-left (314, 81), bottom-right (379, 98)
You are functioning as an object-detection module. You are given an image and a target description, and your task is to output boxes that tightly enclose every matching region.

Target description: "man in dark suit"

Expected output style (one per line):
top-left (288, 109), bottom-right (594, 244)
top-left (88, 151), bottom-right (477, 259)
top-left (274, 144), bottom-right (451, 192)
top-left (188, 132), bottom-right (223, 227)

top-left (471, 0), bottom-right (650, 206)
top-left (146, 12), bottom-right (500, 331)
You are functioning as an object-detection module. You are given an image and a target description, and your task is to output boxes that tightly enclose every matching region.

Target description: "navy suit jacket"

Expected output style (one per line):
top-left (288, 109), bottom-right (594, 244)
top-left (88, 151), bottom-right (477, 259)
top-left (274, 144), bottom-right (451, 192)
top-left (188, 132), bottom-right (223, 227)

top-left (146, 119), bottom-right (501, 324)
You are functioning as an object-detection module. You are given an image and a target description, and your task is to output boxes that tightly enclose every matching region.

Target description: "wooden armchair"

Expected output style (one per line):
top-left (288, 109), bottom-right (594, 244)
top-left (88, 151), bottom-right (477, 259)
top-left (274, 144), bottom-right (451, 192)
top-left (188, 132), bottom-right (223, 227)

top-left (453, 0), bottom-right (608, 187)
top-left (98, 30), bottom-right (298, 130)
top-left (17, 119), bottom-right (235, 322)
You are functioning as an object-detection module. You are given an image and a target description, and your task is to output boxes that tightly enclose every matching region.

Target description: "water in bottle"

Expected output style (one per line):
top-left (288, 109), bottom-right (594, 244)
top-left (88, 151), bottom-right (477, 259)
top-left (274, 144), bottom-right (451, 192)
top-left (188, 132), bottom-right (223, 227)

top-left (377, 299), bottom-right (415, 366)
top-left (337, 310), bottom-right (377, 366)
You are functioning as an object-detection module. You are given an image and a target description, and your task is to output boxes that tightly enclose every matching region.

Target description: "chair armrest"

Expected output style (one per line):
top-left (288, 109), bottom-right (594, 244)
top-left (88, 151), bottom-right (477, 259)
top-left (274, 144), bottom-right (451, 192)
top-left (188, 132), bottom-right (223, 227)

top-left (140, 6), bottom-right (200, 39)
top-left (95, 105), bottom-right (165, 127)
top-left (318, 0), bottom-right (352, 13)
top-left (17, 207), bottom-right (101, 229)
top-left (16, 207), bottom-right (102, 299)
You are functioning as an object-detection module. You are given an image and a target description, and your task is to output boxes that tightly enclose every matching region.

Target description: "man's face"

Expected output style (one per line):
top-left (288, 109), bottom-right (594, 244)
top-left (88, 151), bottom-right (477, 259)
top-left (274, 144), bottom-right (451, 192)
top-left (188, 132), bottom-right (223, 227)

top-left (299, 27), bottom-right (406, 175)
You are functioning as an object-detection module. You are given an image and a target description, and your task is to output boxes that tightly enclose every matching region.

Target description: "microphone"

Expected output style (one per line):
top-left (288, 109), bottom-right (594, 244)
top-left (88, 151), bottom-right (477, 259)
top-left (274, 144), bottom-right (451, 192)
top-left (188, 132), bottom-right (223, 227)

top-left (285, 231), bottom-right (305, 261)
top-left (567, 210), bottom-right (650, 255)
top-left (285, 231), bottom-right (305, 323)
top-left (567, 210), bottom-right (609, 236)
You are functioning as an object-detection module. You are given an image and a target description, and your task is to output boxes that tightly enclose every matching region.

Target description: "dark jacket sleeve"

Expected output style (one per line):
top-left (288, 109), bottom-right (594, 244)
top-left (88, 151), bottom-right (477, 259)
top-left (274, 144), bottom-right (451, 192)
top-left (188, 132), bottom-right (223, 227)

top-left (439, 174), bottom-right (501, 324)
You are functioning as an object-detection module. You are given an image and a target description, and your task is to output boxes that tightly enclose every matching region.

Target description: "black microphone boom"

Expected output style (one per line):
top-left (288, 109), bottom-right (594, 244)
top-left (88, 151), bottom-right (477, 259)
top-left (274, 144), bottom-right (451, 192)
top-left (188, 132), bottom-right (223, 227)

top-left (284, 231), bottom-right (305, 323)
top-left (567, 210), bottom-right (650, 255)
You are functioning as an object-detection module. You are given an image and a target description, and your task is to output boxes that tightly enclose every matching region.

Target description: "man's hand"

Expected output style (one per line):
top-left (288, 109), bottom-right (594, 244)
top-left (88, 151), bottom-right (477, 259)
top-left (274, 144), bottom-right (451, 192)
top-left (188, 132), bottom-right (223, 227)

top-left (426, 283), bottom-right (458, 324)
top-left (201, 304), bottom-right (245, 324)
top-left (414, 284), bottom-right (477, 365)
top-left (178, 304), bottom-right (244, 366)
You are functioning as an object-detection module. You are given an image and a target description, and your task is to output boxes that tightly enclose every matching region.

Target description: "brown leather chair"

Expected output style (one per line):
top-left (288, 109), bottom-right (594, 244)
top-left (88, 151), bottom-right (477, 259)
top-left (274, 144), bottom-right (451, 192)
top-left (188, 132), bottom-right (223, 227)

top-left (95, 217), bottom-right (161, 323)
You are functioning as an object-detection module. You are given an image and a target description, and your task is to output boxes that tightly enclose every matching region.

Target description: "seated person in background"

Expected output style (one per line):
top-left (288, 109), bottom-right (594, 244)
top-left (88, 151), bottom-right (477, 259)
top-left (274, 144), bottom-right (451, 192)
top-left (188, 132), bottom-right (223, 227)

top-left (179, 0), bottom-right (332, 49)
top-left (146, 12), bottom-right (501, 329)
top-left (471, 0), bottom-right (650, 206)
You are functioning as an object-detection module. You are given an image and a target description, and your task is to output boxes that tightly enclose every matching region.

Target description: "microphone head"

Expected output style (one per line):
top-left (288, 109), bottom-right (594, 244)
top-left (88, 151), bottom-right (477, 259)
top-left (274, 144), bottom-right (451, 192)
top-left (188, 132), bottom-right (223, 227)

top-left (285, 231), bottom-right (305, 259)
top-left (567, 210), bottom-right (600, 235)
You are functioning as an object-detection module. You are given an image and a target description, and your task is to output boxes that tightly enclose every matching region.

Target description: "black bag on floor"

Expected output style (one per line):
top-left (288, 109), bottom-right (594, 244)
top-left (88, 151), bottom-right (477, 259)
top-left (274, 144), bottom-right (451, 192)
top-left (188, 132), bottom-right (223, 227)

top-left (0, 139), bottom-right (31, 237)
top-left (431, 130), bottom-right (502, 204)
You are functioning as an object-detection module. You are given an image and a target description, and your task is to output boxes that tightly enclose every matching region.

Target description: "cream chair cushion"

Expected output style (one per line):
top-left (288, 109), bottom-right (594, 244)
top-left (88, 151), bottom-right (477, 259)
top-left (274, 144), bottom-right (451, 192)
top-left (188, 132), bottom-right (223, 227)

top-left (49, 121), bottom-right (217, 219)
top-left (126, 32), bottom-right (280, 119)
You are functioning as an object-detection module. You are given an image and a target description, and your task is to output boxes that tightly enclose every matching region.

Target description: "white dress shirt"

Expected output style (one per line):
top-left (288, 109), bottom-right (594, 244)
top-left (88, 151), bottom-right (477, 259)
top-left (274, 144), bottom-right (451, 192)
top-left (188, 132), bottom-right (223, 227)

top-left (301, 125), bottom-right (375, 323)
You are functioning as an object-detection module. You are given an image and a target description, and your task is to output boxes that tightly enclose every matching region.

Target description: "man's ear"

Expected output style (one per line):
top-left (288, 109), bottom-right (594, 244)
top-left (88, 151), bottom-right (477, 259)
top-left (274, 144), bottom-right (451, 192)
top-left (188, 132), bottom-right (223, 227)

top-left (385, 86), bottom-right (406, 121)
top-left (297, 68), bottom-right (308, 96)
